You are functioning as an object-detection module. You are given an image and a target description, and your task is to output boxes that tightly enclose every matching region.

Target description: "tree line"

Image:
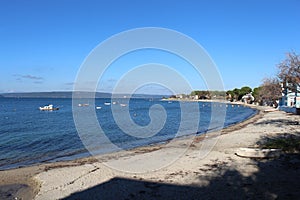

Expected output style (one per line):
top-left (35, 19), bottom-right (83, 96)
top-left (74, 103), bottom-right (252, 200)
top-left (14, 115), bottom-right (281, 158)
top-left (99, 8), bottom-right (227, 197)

top-left (256, 51), bottom-right (300, 106)
top-left (169, 51), bottom-right (299, 106)
top-left (227, 51), bottom-right (299, 106)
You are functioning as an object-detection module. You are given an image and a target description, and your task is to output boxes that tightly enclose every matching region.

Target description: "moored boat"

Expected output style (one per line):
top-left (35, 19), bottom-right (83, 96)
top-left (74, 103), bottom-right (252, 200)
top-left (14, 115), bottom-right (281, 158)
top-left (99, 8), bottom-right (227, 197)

top-left (78, 103), bottom-right (89, 107)
top-left (39, 104), bottom-right (59, 111)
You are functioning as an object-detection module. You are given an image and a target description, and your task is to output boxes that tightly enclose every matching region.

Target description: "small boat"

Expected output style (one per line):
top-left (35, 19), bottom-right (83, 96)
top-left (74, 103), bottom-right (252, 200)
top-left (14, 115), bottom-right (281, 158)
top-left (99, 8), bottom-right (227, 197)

top-left (104, 102), bottom-right (111, 106)
top-left (96, 106), bottom-right (102, 109)
top-left (39, 104), bottom-right (59, 111)
top-left (120, 104), bottom-right (127, 107)
top-left (78, 103), bottom-right (89, 107)
top-left (112, 101), bottom-right (117, 105)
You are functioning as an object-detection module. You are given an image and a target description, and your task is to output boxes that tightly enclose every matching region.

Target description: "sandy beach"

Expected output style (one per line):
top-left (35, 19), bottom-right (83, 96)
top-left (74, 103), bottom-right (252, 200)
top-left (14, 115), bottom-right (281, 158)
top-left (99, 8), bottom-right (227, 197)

top-left (1, 105), bottom-right (300, 200)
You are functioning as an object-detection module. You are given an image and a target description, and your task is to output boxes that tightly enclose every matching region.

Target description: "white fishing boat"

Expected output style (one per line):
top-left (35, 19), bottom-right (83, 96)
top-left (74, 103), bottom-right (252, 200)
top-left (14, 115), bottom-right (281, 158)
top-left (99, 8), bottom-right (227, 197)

top-left (104, 102), bottom-right (111, 106)
top-left (96, 106), bottom-right (102, 109)
top-left (120, 104), bottom-right (127, 107)
top-left (39, 104), bottom-right (59, 111)
top-left (78, 103), bottom-right (89, 107)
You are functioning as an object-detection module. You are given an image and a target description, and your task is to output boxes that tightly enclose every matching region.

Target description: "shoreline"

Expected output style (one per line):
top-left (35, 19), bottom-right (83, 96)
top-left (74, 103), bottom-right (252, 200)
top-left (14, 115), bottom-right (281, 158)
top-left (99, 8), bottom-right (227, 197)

top-left (0, 104), bottom-right (265, 200)
top-left (31, 106), bottom-right (298, 199)
top-left (0, 100), bottom-right (255, 172)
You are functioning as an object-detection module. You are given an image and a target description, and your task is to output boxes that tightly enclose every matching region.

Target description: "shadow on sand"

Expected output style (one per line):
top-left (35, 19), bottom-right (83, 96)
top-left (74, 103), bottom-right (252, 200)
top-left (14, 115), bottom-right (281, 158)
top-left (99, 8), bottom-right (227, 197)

top-left (62, 152), bottom-right (300, 200)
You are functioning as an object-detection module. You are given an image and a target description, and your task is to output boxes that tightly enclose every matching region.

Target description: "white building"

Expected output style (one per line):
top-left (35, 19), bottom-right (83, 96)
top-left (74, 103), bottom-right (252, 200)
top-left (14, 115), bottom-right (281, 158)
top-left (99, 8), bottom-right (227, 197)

top-left (279, 83), bottom-right (300, 114)
top-left (241, 93), bottom-right (254, 104)
top-left (281, 92), bottom-right (299, 107)
top-left (280, 82), bottom-right (300, 107)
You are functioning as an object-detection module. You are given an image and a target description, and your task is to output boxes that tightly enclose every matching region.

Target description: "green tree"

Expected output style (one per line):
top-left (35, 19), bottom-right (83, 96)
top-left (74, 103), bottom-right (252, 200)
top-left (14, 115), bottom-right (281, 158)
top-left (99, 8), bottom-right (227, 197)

top-left (226, 90), bottom-right (235, 101)
top-left (232, 88), bottom-right (241, 100)
top-left (238, 86), bottom-right (252, 100)
top-left (240, 86), bottom-right (252, 95)
top-left (191, 90), bottom-right (210, 99)
top-left (252, 87), bottom-right (262, 103)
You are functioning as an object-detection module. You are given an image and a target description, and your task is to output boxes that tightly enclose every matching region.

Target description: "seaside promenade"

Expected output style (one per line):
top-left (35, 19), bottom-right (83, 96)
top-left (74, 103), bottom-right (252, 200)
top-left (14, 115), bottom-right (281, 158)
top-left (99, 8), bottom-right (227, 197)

top-left (1, 105), bottom-right (300, 200)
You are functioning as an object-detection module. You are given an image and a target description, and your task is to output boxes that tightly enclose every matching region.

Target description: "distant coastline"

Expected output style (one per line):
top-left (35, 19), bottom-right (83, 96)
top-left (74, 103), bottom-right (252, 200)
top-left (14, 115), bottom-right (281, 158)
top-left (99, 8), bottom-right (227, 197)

top-left (161, 97), bottom-right (228, 103)
top-left (0, 91), bottom-right (166, 99)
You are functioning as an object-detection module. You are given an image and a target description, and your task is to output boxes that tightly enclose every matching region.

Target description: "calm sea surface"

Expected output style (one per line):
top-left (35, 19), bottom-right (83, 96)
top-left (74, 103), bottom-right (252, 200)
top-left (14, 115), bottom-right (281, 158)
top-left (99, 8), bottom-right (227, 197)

top-left (0, 98), bottom-right (257, 170)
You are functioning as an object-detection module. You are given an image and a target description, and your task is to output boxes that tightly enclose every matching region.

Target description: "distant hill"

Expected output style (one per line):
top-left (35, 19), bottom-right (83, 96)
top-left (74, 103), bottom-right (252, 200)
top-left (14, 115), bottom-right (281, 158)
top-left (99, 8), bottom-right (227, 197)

top-left (0, 92), bottom-right (110, 98)
top-left (0, 92), bottom-right (166, 99)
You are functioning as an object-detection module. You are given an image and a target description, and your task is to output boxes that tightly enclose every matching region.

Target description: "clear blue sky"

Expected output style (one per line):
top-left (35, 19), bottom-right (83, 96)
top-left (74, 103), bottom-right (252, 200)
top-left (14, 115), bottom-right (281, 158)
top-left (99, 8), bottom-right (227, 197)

top-left (1, 0), bottom-right (300, 94)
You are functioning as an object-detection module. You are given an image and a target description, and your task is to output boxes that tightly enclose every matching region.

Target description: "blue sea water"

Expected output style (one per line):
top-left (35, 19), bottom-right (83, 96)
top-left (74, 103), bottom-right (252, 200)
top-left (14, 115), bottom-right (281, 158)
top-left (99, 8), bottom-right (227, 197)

top-left (0, 98), bottom-right (257, 170)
